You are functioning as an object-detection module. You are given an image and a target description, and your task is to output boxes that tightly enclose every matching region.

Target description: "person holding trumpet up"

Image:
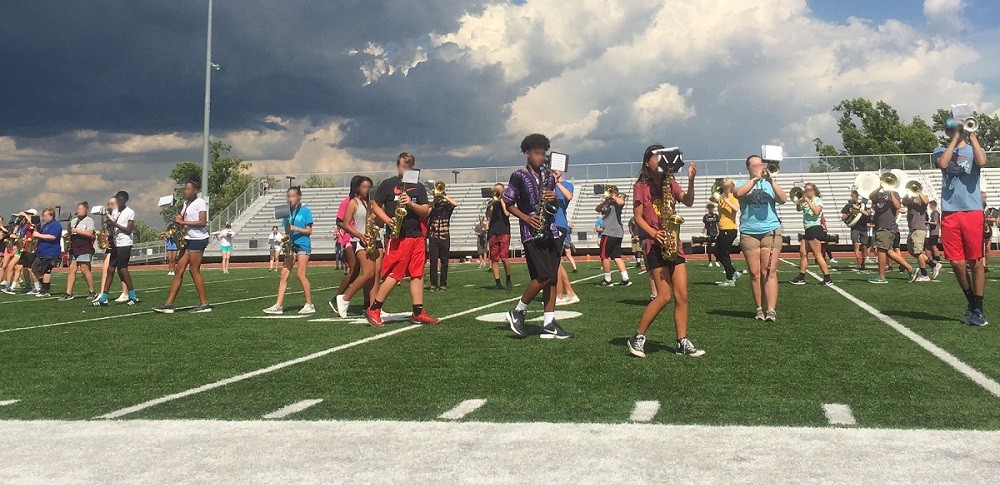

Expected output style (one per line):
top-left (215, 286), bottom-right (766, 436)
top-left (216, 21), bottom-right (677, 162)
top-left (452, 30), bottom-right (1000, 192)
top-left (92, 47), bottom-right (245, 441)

top-left (789, 183), bottom-right (833, 286)
top-left (867, 177), bottom-right (916, 285)
top-left (902, 182), bottom-right (938, 281)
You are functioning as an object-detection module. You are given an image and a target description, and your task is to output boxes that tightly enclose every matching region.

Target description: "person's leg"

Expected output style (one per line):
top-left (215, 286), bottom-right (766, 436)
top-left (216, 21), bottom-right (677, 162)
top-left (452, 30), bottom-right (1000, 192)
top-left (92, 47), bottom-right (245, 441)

top-left (189, 251), bottom-right (208, 304)
top-left (344, 250), bottom-right (374, 301)
top-left (669, 263), bottom-right (690, 338)
top-left (65, 260), bottom-right (78, 295)
top-left (878, 249), bottom-right (889, 279)
top-left (296, 254), bottom-right (312, 305)
top-left (556, 265), bottom-right (568, 297)
top-left (720, 230), bottom-right (737, 280)
top-left (274, 257), bottom-right (294, 307)
top-left (502, 258), bottom-right (511, 277)
top-left (636, 267), bottom-right (670, 335)
top-left (566, 247), bottom-right (577, 271)
top-left (440, 238), bottom-right (450, 287)
top-left (798, 240), bottom-right (807, 273)
top-left (743, 249), bottom-right (762, 308)
top-left (119, 266), bottom-right (134, 292)
top-left (808, 239), bottom-right (830, 276)
top-left (614, 257), bottom-right (628, 275)
top-left (336, 248), bottom-right (359, 296)
top-left (164, 251), bottom-right (191, 304)
top-left (887, 248), bottom-right (913, 272)
top-left (428, 239), bottom-right (440, 288)
top-left (762, 245), bottom-right (780, 311)
top-left (81, 261), bottom-right (94, 293)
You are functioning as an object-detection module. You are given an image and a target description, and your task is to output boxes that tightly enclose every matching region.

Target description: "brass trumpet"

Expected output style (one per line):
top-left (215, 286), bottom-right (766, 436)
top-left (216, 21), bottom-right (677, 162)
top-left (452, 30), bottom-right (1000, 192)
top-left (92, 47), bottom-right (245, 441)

top-left (709, 179), bottom-right (725, 202)
top-left (964, 117), bottom-right (979, 133)
top-left (789, 187), bottom-right (806, 211)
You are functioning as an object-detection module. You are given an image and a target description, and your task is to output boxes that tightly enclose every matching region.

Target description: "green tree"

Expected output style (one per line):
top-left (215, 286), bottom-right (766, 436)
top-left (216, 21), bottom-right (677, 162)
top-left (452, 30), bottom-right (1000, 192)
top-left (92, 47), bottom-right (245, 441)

top-left (302, 174), bottom-right (336, 188)
top-left (132, 220), bottom-right (162, 244)
top-left (813, 98), bottom-right (938, 171)
top-left (164, 141), bottom-right (253, 224)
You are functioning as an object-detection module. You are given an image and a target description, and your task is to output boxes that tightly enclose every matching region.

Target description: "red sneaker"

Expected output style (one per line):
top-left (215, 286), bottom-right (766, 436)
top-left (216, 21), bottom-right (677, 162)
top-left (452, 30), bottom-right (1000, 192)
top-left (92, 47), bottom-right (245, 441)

top-left (410, 310), bottom-right (439, 325)
top-left (365, 308), bottom-right (383, 328)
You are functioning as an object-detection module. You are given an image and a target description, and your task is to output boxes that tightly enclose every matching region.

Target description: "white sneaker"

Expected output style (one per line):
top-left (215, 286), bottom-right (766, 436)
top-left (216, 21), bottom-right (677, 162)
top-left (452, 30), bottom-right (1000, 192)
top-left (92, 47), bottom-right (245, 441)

top-left (555, 296), bottom-right (568, 306)
top-left (931, 264), bottom-right (942, 280)
top-left (166, 271), bottom-right (175, 276)
top-left (915, 274), bottom-right (931, 282)
top-left (299, 303), bottom-right (316, 315)
top-left (335, 295), bottom-right (349, 318)
top-left (115, 293), bottom-right (129, 303)
top-left (563, 293), bottom-right (580, 305)
top-left (263, 305), bottom-right (283, 315)
top-left (829, 258), bottom-right (838, 264)
top-left (733, 271), bottom-right (743, 283)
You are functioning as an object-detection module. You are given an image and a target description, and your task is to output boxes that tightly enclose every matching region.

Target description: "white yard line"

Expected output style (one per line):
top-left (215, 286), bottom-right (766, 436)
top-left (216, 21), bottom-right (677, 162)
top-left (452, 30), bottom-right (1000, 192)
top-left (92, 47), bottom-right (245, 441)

top-left (438, 399), bottom-right (487, 420)
top-left (96, 274), bottom-right (603, 419)
top-left (262, 399), bottom-right (324, 419)
top-left (0, 275), bottom-right (271, 306)
top-left (629, 401), bottom-right (660, 422)
top-left (823, 403), bottom-right (857, 426)
top-left (779, 259), bottom-right (1000, 398)
top-left (0, 286), bottom-right (335, 335)
top-left (239, 315), bottom-right (309, 320)
top-left (0, 400), bottom-right (18, 406)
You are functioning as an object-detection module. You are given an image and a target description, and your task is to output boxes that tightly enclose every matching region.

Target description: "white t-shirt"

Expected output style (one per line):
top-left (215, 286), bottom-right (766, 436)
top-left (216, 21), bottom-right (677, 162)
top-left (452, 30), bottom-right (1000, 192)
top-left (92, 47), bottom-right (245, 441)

top-left (182, 198), bottom-right (209, 240)
top-left (111, 207), bottom-right (135, 247)
top-left (218, 229), bottom-right (234, 247)
top-left (267, 232), bottom-right (282, 249)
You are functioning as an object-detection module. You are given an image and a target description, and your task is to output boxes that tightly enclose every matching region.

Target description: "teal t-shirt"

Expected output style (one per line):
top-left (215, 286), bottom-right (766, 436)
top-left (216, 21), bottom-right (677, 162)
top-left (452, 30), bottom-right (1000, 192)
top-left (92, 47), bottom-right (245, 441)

top-left (737, 179), bottom-right (781, 235)
top-left (802, 196), bottom-right (823, 229)
top-left (934, 145), bottom-right (982, 212)
top-left (284, 205), bottom-right (314, 253)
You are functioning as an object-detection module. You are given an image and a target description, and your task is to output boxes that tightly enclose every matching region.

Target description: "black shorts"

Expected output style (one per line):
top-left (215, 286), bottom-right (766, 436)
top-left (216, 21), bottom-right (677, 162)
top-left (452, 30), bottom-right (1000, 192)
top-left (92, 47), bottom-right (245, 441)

top-left (109, 246), bottom-right (132, 269)
top-left (17, 252), bottom-right (36, 268)
top-left (524, 238), bottom-right (561, 281)
top-left (600, 236), bottom-right (623, 259)
top-left (925, 235), bottom-right (940, 249)
top-left (803, 226), bottom-right (825, 241)
top-left (31, 256), bottom-right (57, 275)
top-left (646, 244), bottom-right (686, 270)
top-left (893, 232), bottom-right (901, 249)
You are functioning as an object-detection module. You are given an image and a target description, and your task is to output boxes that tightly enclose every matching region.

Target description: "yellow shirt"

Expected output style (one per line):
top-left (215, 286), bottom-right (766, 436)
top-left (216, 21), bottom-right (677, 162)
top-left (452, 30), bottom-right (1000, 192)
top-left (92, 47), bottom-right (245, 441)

top-left (718, 194), bottom-right (738, 230)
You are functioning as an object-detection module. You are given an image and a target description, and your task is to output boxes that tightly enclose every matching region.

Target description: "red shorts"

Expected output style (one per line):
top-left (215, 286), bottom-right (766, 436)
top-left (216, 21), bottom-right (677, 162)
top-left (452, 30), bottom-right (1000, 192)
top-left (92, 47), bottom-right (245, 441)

top-left (381, 236), bottom-right (426, 281)
top-left (489, 233), bottom-right (510, 262)
top-left (941, 210), bottom-right (984, 261)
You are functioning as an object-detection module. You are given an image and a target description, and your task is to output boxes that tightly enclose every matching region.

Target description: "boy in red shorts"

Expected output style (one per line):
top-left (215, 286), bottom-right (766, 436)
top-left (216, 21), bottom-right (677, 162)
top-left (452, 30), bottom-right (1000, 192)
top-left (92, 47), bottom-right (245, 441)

top-left (486, 183), bottom-right (513, 290)
top-left (366, 152), bottom-right (439, 327)
top-left (935, 116), bottom-right (988, 326)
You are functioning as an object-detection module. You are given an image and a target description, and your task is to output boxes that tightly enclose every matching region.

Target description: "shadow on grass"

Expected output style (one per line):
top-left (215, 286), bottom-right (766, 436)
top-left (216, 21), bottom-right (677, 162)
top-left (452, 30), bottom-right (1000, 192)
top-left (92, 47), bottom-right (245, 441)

top-left (707, 309), bottom-right (757, 319)
top-left (618, 299), bottom-right (652, 306)
top-left (608, 337), bottom-right (675, 355)
top-left (883, 310), bottom-right (954, 322)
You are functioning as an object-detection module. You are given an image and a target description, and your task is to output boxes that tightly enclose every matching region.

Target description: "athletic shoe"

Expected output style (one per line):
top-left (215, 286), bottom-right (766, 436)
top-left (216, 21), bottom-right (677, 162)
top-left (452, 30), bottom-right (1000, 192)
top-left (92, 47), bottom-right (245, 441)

top-left (960, 306), bottom-right (974, 325)
top-left (190, 304), bottom-right (212, 313)
top-left (618, 279), bottom-right (633, 287)
top-left (818, 277), bottom-right (833, 286)
top-left (1, 287), bottom-right (15, 296)
top-left (571, 268), bottom-right (578, 273)
top-left (563, 293), bottom-right (580, 305)
top-left (755, 307), bottom-right (765, 321)
top-left (365, 308), bottom-right (383, 328)
top-left (59, 294), bottom-right (74, 301)
top-left (915, 275), bottom-right (931, 282)
top-left (506, 309), bottom-right (527, 338)
top-left (764, 309), bottom-right (777, 322)
top-left (126, 298), bottom-right (138, 306)
top-left (35, 291), bottom-right (50, 298)
top-left (90, 292), bottom-right (101, 302)
top-left (166, 271), bottom-right (175, 276)
top-left (427, 286), bottom-right (438, 292)
top-left (439, 286), bottom-right (448, 291)
top-left (92, 298), bottom-right (108, 307)
top-left (732, 271), bottom-right (742, 283)
top-left (868, 275), bottom-right (888, 284)
top-left (676, 337), bottom-right (706, 357)
top-left (597, 280), bottom-right (613, 287)
top-left (555, 295), bottom-right (568, 306)
top-left (505, 280), bottom-right (513, 291)
top-left (829, 258), bottom-right (838, 264)
top-left (931, 264), bottom-right (942, 280)
top-left (410, 310), bottom-right (439, 325)
top-left (299, 303), bottom-right (316, 315)
top-left (263, 305), bottom-right (283, 315)
top-left (24, 288), bottom-right (37, 296)
top-left (909, 269), bottom-right (920, 283)
top-left (967, 309), bottom-right (989, 327)
top-left (627, 333), bottom-right (646, 358)
top-left (87, 291), bottom-right (96, 300)
top-left (153, 304), bottom-right (175, 314)
top-left (115, 293), bottom-right (129, 303)
top-left (716, 279), bottom-right (735, 287)
top-left (540, 320), bottom-right (573, 339)
top-left (334, 295), bottom-right (350, 318)
top-left (789, 277), bottom-right (806, 285)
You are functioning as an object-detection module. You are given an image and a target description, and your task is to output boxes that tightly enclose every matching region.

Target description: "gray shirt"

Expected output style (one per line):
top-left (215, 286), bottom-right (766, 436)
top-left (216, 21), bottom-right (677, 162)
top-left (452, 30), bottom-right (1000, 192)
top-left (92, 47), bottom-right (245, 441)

top-left (905, 199), bottom-right (928, 231)
top-left (871, 193), bottom-right (898, 231)
top-left (71, 216), bottom-right (95, 232)
top-left (600, 201), bottom-right (625, 238)
top-left (928, 211), bottom-right (941, 236)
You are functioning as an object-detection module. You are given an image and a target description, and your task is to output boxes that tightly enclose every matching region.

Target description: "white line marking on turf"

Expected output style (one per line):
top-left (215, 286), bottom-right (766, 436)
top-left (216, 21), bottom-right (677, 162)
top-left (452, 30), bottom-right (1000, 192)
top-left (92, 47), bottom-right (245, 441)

top-left (438, 399), bottom-right (487, 420)
top-left (262, 399), bottom-right (323, 419)
top-left (0, 276), bottom-right (273, 305)
top-left (629, 401), bottom-right (660, 422)
top-left (0, 286), bottom-right (335, 334)
top-left (0, 400), bottom-right (19, 406)
top-left (823, 403), bottom-right (856, 426)
top-left (779, 259), bottom-right (1000, 398)
top-left (96, 274), bottom-right (604, 419)
top-left (239, 315), bottom-right (308, 320)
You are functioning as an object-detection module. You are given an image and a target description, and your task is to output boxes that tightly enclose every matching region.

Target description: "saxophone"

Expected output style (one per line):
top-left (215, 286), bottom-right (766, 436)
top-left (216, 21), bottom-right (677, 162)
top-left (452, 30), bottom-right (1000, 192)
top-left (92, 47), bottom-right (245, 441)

top-left (364, 197), bottom-right (381, 253)
top-left (96, 230), bottom-right (110, 250)
top-left (390, 180), bottom-right (407, 240)
top-left (654, 172), bottom-right (685, 261)
top-left (63, 218), bottom-right (73, 251)
top-left (532, 163), bottom-right (557, 240)
top-left (281, 219), bottom-right (295, 259)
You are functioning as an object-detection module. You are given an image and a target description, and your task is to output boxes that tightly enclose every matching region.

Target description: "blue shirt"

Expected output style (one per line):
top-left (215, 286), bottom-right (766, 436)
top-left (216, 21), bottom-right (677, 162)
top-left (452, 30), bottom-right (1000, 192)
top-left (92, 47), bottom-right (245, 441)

top-left (284, 205), bottom-right (314, 252)
top-left (935, 145), bottom-right (981, 212)
top-left (36, 220), bottom-right (63, 257)
top-left (802, 196), bottom-right (823, 229)
top-left (554, 181), bottom-right (573, 228)
top-left (165, 237), bottom-right (178, 251)
top-left (737, 179), bottom-right (781, 234)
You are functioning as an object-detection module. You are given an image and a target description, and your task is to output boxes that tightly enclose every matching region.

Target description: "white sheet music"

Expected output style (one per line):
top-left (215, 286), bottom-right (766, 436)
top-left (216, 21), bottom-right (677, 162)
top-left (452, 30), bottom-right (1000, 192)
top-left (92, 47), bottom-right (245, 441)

top-left (157, 195), bottom-right (175, 207)
top-left (402, 169), bottom-right (420, 184)
top-left (549, 152), bottom-right (568, 172)
top-left (761, 145), bottom-right (783, 161)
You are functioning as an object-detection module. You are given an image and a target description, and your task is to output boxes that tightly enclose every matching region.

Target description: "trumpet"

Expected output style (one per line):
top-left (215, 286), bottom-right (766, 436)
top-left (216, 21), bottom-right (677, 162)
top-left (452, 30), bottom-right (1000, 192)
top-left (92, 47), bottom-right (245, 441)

top-left (964, 117), bottom-right (979, 133)
top-left (432, 180), bottom-right (447, 199)
top-left (789, 187), bottom-right (806, 210)
top-left (709, 179), bottom-right (725, 202)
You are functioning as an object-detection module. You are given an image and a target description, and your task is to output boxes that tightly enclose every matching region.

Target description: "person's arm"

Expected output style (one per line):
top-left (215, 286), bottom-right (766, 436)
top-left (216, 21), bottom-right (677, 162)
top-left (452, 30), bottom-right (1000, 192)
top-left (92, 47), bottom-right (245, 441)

top-left (719, 197), bottom-right (737, 213)
top-left (74, 221), bottom-right (95, 238)
top-left (556, 182), bottom-right (573, 201)
top-left (446, 196), bottom-right (459, 207)
top-left (937, 134), bottom-right (960, 169)
top-left (339, 200), bottom-right (365, 240)
top-left (734, 177), bottom-right (759, 198)
top-left (805, 198), bottom-right (822, 216)
top-left (633, 204), bottom-right (665, 246)
top-left (508, 202), bottom-right (539, 230)
top-left (971, 133), bottom-right (987, 167)
top-left (889, 192), bottom-right (902, 211)
top-left (868, 187), bottom-right (881, 203)
top-left (115, 218), bottom-right (134, 235)
top-left (679, 163), bottom-right (697, 207)
top-left (35, 225), bottom-right (58, 241)
top-left (770, 179), bottom-right (788, 205)
top-left (500, 199), bottom-right (510, 217)
top-left (289, 209), bottom-right (314, 236)
top-left (840, 205), bottom-right (850, 222)
top-left (595, 198), bottom-right (607, 213)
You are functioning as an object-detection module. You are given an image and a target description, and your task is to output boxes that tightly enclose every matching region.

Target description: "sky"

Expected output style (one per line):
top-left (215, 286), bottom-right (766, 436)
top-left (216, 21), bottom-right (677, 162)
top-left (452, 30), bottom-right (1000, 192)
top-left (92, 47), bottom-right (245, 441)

top-left (2, 0), bottom-right (999, 222)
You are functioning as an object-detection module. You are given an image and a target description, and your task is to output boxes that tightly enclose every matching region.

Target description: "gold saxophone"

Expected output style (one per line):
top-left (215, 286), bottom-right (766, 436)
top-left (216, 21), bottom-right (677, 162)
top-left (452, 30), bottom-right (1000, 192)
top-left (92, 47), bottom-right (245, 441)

top-left (654, 173), bottom-right (685, 261)
top-left (391, 180), bottom-right (407, 240)
top-left (280, 225), bottom-right (294, 259)
top-left (96, 230), bottom-right (110, 250)
top-left (364, 198), bottom-right (381, 254)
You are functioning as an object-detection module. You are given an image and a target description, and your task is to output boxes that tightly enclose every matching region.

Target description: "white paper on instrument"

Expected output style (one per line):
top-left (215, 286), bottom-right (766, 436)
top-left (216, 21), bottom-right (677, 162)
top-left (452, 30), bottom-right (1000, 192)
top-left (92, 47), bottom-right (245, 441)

top-left (402, 169), bottom-right (420, 184)
top-left (950, 103), bottom-right (974, 120)
top-left (157, 195), bottom-right (175, 207)
top-left (549, 152), bottom-right (568, 172)
top-left (761, 145), bottom-right (783, 161)
top-left (90, 205), bottom-right (104, 215)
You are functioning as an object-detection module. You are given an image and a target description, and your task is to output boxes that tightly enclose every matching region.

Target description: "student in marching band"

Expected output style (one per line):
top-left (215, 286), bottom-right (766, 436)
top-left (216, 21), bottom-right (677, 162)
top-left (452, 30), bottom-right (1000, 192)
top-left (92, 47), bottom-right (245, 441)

top-left (1, 211), bottom-right (32, 295)
top-left (154, 180), bottom-right (212, 314)
top-left (263, 186), bottom-right (315, 315)
top-left (866, 184), bottom-right (915, 285)
top-left (164, 232), bottom-right (178, 276)
top-left (715, 180), bottom-right (741, 286)
top-left (60, 202), bottom-right (96, 300)
top-left (553, 169), bottom-right (579, 306)
top-left (267, 226), bottom-right (282, 271)
top-left (92, 197), bottom-right (128, 304)
top-left (333, 176), bottom-right (365, 308)
top-left (904, 188), bottom-right (938, 281)
top-left (596, 185), bottom-right (631, 287)
top-left (926, 200), bottom-right (943, 269)
top-left (216, 224), bottom-right (235, 274)
top-left (789, 183), bottom-right (833, 286)
top-left (29, 208), bottom-right (63, 297)
top-left (840, 190), bottom-right (871, 271)
top-left (94, 191), bottom-right (138, 306)
top-left (332, 176), bottom-right (382, 318)
top-left (734, 155), bottom-right (787, 322)
top-left (701, 203), bottom-right (719, 268)
top-left (487, 182), bottom-right (513, 290)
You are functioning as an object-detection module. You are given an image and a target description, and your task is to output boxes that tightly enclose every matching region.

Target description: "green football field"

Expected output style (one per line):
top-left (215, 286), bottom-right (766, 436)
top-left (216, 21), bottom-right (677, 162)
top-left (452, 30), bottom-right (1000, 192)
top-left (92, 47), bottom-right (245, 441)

top-left (1, 257), bottom-right (999, 429)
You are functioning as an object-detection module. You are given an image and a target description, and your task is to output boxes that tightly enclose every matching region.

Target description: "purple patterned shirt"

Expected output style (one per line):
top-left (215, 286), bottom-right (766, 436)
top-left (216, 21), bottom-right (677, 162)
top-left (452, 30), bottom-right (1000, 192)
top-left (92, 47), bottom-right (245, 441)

top-left (502, 168), bottom-right (560, 244)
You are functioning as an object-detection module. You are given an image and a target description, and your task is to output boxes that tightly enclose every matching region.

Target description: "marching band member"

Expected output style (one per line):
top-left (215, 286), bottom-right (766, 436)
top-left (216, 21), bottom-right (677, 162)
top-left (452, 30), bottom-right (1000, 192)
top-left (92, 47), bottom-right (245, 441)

top-left (936, 117), bottom-right (988, 325)
top-left (926, 200), bottom-right (943, 270)
top-left (267, 226), bottom-right (282, 271)
top-left (13, 210), bottom-right (41, 295)
top-left (164, 231), bottom-right (178, 276)
top-left (789, 183), bottom-right (833, 286)
top-left (1, 212), bottom-right (31, 294)
top-left (60, 202), bottom-right (96, 300)
top-left (263, 186), bottom-right (315, 315)
top-left (94, 191), bottom-right (138, 306)
top-left (904, 188), bottom-right (937, 281)
top-left (216, 224), bottom-right (235, 274)
top-left (626, 144), bottom-right (704, 357)
top-left (734, 155), bottom-right (787, 322)
top-left (983, 193), bottom-right (993, 273)
top-left (487, 183), bottom-right (513, 290)
top-left (553, 169), bottom-right (579, 305)
top-left (715, 180), bottom-right (741, 286)
top-left (154, 180), bottom-right (212, 314)
top-left (332, 176), bottom-right (381, 318)
top-left (334, 177), bottom-right (363, 297)
top-left (867, 183), bottom-right (915, 284)
top-left (427, 187), bottom-right (458, 291)
top-left (504, 134), bottom-right (571, 339)
top-left (92, 197), bottom-right (128, 304)
top-left (701, 203), bottom-right (719, 267)
top-left (0, 223), bottom-right (15, 290)
top-left (474, 215), bottom-right (488, 269)
top-left (29, 208), bottom-right (62, 297)
top-left (840, 190), bottom-right (871, 270)
top-left (596, 185), bottom-right (631, 286)
top-left (366, 152), bottom-right (439, 326)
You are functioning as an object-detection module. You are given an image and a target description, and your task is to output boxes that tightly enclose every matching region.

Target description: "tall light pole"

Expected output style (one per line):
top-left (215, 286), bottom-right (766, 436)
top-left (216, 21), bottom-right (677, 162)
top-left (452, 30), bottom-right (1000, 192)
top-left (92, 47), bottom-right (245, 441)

top-left (200, 0), bottom-right (214, 217)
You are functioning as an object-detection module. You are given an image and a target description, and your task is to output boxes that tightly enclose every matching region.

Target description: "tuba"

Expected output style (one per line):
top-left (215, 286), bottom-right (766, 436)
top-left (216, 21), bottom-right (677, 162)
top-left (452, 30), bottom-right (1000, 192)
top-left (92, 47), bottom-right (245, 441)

top-left (709, 178), bottom-right (725, 202)
top-left (654, 172), bottom-right (685, 261)
top-left (880, 171), bottom-right (900, 192)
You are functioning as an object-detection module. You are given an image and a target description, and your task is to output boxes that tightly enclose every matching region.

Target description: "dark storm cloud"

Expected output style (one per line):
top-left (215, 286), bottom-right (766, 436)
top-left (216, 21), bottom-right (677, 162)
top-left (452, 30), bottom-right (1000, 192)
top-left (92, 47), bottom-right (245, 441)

top-left (0, 0), bottom-right (490, 142)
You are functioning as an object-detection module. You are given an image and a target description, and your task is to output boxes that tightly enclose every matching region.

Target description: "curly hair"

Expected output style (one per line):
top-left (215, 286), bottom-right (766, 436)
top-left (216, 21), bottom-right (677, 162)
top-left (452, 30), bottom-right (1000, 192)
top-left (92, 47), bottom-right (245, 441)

top-left (520, 134), bottom-right (550, 154)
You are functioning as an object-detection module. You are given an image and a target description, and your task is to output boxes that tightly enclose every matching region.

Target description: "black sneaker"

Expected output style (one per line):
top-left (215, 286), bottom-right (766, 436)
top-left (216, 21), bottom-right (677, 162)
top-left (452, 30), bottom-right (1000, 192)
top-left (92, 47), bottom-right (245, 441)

top-left (190, 304), bottom-right (212, 313)
top-left (505, 280), bottom-right (513, 291)
top-left (619, 279), bottom-right (633, 287)
top-left (571, 268), bottom-right (578, 273)
top-left (152, 304), bottom-right (174, 314)
top-left (506, 309), bottom-right (527, 338)
top-left (818, 277), bottom-right (833, 286)
top-left (491, 284), bottom-right (504, 291)
top-left (59, 294), bottom-right (74, 301)
top-left (627, 333), bottom-right (646, 358)
top-left (597, 280), bottom-right (613, 287)
top-left (676, 337), bottom-right (705, 357)
top-left (541, 320), bottom-right (573, 339)
top-left (789, 277), bottom-right (806, 286)
top-left (87, 291), bottom-right (96, 300)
